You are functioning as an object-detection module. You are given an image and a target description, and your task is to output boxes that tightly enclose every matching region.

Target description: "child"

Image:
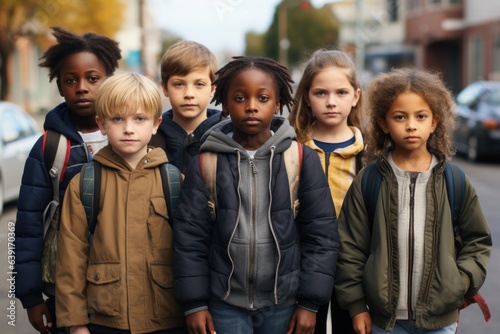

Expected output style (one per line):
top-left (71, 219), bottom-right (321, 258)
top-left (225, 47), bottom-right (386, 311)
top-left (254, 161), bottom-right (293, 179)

top-left (334, 68), bottom-right (492, 334)
top-left (55, 73), bottom-right (186, 334)
top-left (14, 27), bottom-right (121, 334)
top-left (289, 49), bottom-right (364, 334)
top-left (173, 56), bottom-right (339, 334)
top-left (150, 40), bottom-right (224, 173)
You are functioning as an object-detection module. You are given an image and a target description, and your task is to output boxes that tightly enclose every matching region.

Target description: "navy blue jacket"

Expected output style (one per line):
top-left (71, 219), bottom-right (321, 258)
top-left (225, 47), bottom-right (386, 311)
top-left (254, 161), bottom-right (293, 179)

top-left (14, 102), bottom-right (91, 308)
top-left (173, 118), bottom-right (339, 313)
top-left (150, 108), bottom-right (223, 173)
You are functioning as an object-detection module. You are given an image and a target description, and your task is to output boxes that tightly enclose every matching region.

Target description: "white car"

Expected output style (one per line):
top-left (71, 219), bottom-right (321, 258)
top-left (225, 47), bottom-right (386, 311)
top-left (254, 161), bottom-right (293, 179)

top-left (0, 101), bottom-right (41, 215)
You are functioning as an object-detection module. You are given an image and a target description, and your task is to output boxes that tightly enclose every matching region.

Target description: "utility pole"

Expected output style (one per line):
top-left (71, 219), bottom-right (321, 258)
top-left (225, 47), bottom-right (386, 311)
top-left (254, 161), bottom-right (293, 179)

top-left (278, 2), bottom-right (290, 68)
top-left (355, 0), bottom-right (365, 76)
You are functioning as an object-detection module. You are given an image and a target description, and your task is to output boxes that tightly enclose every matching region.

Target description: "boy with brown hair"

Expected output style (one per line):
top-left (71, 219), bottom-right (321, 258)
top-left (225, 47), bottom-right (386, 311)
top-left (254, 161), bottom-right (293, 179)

top-left (150, 40), bottom-right (224, 173)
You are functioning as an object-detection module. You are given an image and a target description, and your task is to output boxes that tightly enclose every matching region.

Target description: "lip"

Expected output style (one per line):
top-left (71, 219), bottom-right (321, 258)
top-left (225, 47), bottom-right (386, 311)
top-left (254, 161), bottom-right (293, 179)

top-left (74, 98), bottom-right (92, 106)
top-left (243, 117), bottom-right (261, 125)
top-left (405, 136), bottom-right (420, 141)
top-left (181, 104), bottom-right (197, 109)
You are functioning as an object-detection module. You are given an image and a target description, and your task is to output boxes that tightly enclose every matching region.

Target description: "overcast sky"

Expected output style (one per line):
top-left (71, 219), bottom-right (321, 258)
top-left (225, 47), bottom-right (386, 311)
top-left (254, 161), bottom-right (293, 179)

top-left (150, 0), bottom-right (334, 55)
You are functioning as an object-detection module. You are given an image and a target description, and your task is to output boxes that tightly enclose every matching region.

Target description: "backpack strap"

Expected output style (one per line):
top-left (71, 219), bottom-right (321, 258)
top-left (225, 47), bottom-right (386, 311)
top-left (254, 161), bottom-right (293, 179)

top-left (200, 152), bottom-right (218, 221)
top-left (283, 140), bottom-right (303, 219)
top-left (444, 163), bottom-right (465, 231)
top-left (361, 163), bottom-right (382, 228)
top-left (41, 130), bottom-right (71, 237)
top-left (80, 161), bottom-right (101, 249)
top-left (160, 163), bottom-right (183, 228)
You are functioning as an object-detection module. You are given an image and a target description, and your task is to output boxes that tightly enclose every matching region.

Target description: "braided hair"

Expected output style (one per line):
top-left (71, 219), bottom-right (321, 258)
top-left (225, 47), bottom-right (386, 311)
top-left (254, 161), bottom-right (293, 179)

top-left (212, 56), bottom-right (295, 115)
top-left (39, 26), bottom-right (121, 81)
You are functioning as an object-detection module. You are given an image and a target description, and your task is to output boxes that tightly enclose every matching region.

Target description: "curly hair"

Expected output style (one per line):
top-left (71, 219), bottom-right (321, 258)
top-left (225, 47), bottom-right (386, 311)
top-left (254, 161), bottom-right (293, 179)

top-left (364, 67), bottom-right (456, 163)
top-left (39, 26), bottom-right (121, 81)
top-left (288, 49), bottom-right (363, 142)
top-left (211, 56), bottom-right (295, 115)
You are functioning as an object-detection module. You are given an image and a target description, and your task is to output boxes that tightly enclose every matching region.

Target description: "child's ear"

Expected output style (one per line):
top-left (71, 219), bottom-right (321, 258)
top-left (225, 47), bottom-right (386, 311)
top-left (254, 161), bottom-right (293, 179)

top-left (353, 88), bottom-right (361, 107)
top-left (431, 115), bottom-right (440, 133)
top-left (222, 103), bottom-right (230, 117)
top-left (152, 117), bottom-right (162, 135)
top-left (56, 79), bottom-right (64, 97)
top-left (275, 103), bottom-right (280, 115)
top-left (161, 81), bottom-right (169, 98)
top-left (377, 117), bottom-right (389, 134)
top-left (95, 116), bottom-right (107, 135)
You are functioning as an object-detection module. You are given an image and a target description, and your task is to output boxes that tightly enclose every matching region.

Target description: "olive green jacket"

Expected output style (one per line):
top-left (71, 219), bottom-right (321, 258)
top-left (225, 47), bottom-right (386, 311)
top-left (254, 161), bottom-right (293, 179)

top-left (335, 151), bottom-right (491, 331)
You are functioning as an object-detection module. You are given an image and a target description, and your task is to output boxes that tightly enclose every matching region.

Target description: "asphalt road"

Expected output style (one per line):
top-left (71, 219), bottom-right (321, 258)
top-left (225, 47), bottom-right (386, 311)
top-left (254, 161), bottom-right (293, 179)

top-left (0, 155), bottom-right (498, 333)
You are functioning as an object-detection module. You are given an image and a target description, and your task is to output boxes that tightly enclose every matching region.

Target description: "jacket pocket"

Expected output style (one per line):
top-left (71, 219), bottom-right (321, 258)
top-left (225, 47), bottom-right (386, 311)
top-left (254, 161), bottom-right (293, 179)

top-left (86, 262), bottom-right (121, 317)
top-left (147, 197), bottom-right (171, 252)
top-left (150, 262), bottom-right (176, 319)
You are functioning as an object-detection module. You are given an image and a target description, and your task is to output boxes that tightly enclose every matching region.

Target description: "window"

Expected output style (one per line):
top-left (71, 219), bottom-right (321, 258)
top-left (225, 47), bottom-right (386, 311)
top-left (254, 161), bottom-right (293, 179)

top-left (468, 36), bottom-right (483, 82)
top-left (388, 0), bottom-right (398, 22)
top-left (494, 34), bottom-right (500, 74)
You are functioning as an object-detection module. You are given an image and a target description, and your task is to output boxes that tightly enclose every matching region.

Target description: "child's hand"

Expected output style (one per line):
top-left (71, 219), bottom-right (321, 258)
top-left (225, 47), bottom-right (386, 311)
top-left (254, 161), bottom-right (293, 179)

top-left (186, 310), bottom-right (216, 334)
top-left (352, 311), bottom-right (372, 334)
top-left (287, 307), bottom-right (316, 334)
top-left (70, 325), bottom-right (90, 334)
top-left (27, 303), bottom-right (52, 334)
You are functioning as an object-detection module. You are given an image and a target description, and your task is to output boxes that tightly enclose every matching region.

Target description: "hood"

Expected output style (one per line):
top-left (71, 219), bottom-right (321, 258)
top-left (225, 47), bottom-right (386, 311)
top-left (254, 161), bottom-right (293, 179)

top-left (200, 116), bottom-right (297, 156)
top-left (93, 145), bottom-right (168, 172)
top-left (158, 108), bottom-right (223, 137)
top-left (43, 102), bottom-right (86, 143)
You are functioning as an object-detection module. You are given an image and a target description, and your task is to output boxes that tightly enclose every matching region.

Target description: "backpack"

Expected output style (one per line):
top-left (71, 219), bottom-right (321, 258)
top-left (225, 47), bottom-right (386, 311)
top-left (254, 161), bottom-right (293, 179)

top-left (361, 162), bottom-right (490, 322)
top-left (199, 140), bottom-right (303, 221)
top-left (79, 160), bottom-right (182, 248)
top-left (41, 130), bottom-right (71, 284)
top-left (41, 130), bottom-right (182, 283)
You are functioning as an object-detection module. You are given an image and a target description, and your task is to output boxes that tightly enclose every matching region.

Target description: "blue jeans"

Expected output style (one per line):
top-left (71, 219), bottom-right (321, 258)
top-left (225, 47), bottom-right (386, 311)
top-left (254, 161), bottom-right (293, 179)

top-left (372, 320), bottom-right (458, 334)
top-left (208, 300), bottom-right (295, 334)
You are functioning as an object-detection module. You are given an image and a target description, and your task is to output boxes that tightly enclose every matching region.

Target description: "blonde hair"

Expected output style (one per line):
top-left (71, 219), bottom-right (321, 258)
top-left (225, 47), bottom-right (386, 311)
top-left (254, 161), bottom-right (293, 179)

top-left (289, 49), bottom-right (362, 142)
top-left (95, 72), bottom-right (162, 122)
top-left (364, 67), bottom-right (456, 163)
top-left (160, 40), bottom-right (217, 85)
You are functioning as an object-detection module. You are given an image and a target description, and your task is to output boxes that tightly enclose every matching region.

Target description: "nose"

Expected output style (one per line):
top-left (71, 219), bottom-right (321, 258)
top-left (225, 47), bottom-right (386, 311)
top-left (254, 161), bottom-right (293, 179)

top-left (76, 80), bottom-right (89, 95)
top-left (246, 98), bottom-right (258, 113)
top-left (326, 94), bottom-right (337, 107)
top-left (124, 119), bottom-right (135, 133)
top-left (406, 119), bottom-right (416, 131)
top-left (184, 85), bottom-right (194, 99)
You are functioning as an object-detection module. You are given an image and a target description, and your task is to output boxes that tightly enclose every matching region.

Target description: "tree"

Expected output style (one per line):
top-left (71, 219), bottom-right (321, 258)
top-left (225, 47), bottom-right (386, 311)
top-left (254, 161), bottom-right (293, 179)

top-left (0, 0), bottom-right (125, 101)
top-left (263, 0), bottom-right (339, 68)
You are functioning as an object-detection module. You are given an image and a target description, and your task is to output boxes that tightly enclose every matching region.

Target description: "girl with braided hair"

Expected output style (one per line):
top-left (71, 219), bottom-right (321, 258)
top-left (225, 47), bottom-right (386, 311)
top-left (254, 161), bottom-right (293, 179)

top-left (14, 26), bottom-right (121, 334)
top-left (173, 56), bottom-right (339, 334)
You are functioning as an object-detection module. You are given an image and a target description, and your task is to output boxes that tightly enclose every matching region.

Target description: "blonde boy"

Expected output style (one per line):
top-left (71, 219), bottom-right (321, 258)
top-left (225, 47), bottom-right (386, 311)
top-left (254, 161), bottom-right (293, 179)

top-left (56, 73), bottom-right (186, 334)
top-left (150, 40), bottom-right (223, 173)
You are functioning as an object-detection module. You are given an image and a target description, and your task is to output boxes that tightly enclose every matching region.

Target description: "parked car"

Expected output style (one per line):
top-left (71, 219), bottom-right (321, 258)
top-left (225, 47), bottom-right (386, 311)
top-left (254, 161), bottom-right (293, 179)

top-left (454, 81), bottom-right (500, 161)
top-left (0, 101), bottom-right (42, 215)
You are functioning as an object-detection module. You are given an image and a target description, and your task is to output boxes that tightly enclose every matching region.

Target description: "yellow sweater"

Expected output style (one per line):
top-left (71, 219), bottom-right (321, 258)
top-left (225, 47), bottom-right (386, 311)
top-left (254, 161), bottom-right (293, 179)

top-left (304, 126), bottom-right (364, 216)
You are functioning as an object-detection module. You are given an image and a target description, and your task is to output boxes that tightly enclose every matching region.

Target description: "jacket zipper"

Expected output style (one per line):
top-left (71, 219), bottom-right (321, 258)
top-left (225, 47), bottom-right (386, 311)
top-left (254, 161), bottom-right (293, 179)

top-left (407, 174), bottom-right (417, 319)
top-left (324, 152), bottom-right (331, 180)
top-left (248, 156), bottom-right (258, 309)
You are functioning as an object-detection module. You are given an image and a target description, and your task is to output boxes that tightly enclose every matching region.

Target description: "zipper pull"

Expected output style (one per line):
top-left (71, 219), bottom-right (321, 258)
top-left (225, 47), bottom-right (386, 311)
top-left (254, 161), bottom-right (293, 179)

top-left (249, 156), bottom-right (258, 173)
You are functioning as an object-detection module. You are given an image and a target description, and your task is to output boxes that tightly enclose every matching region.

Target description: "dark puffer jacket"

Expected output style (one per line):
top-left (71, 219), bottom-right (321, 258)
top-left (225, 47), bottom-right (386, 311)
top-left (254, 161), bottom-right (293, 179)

top-left (173, 117), bottom-right (339, 314)
top-left (150, 108), bottom-right (223, 173)
top-left (14, 102), bottom-right (92, 308)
